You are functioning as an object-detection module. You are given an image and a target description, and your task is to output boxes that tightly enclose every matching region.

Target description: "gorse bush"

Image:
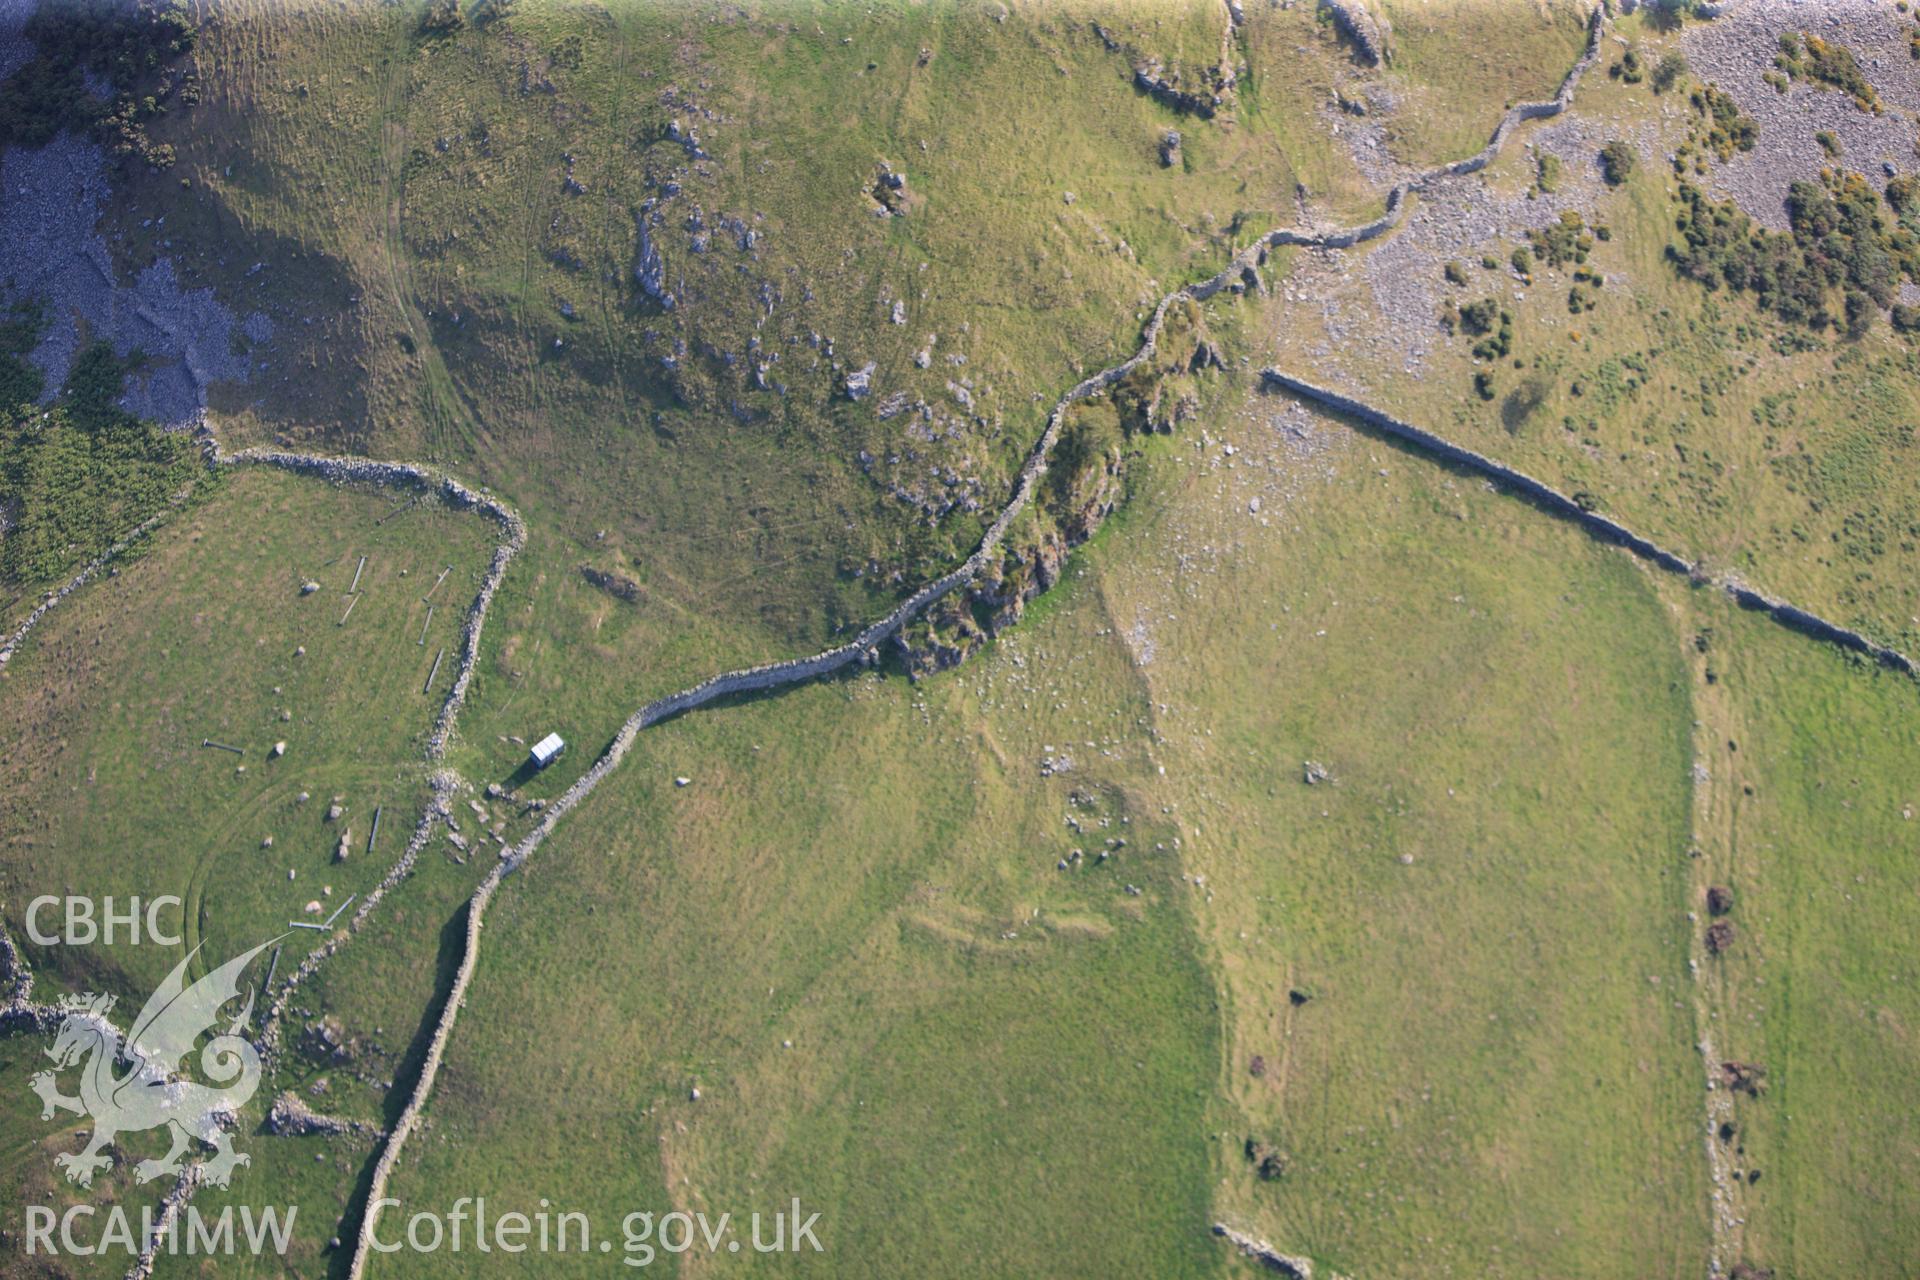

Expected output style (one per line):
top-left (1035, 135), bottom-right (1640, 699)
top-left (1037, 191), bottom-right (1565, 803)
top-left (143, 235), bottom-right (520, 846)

top-left (1666, 170), bottom-right (1920, 332)
top-left (1528, 210), bottom-right (1594, 269)
top-left (1688, 84), bottom-right (1759, 161)
top-left (0, 0), bottom-right (196, 167)
top-left (1599, 140), bottom-right (1635, 185)
top-left (1774, 32), bottom-right (1880, 112)
top-left (1652, 51), bottom-right (1687, 94)
top-left (0, 333), bottom-right (200, 588)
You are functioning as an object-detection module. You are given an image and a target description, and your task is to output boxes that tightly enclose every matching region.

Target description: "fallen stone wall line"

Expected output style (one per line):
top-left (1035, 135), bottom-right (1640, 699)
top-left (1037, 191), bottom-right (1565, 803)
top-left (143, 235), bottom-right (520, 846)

top-left (256, 775), bottom-right (459, 1060)
top-left (0, 927), bottom-right (186, 1280)
top-left (1211, 1222), bottom-right (1311, 1278)
top-left (4, 484), bottom-right (212, 1276)
top-left (123, 1168), bottom-right (203, 1280)
top-left (1261, 368), bottom-right (1915, 675)
top-left (0, 500), bottom-right (183, 671)
top-left (0, 923), bottom-right (60, 1033)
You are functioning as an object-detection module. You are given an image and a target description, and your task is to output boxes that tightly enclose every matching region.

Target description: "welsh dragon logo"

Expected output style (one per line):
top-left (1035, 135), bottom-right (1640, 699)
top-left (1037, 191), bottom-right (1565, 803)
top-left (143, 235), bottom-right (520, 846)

top-left (29, 940), bottom-right (274, 1189)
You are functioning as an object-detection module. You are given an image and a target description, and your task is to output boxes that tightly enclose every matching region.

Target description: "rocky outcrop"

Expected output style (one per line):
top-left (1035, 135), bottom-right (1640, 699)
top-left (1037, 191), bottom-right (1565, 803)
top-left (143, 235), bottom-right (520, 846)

top-left (0, 925), bottom-right (61, 1034)
top-left (988, 531), bottom-right (1066, 611)
top-left (844, 361), bottom-right (876, 401)
top-left (892, 597), bottom-right (985, 679)
top-left (870, 162), bottom-right (910, 215)
top-left (663, 117), bottom-right (707, 161)
top-left (264, 1091), bottom-right (371, 1138)
top-left (1116, 0), bottom-right (1241, 120)
top-left (580, 564), bottom-right (641, 603)
top-left (633, 209), bottom-right (675, 309)
top-left (1212, 1223), bottom-right (1312, 1277)
top-left (1134, 58), bottom-right (1219, 119)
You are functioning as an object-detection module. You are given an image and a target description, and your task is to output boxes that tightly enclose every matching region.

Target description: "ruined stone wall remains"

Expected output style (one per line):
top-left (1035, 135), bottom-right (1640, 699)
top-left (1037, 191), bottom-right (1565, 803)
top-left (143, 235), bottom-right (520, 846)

top-left (1321, 0), bottom-right (1390, 67)
top-left (258, 775), bottom-right (458, 1059)
top-left (123, 1167), bottom-right (204, 1280)
top-left (0, 925), bottom-right (58, 1034)
top-left (0, 505), bottom-right (178, 670)
top-left (1211, 1222), bottom-right (1312, 1278)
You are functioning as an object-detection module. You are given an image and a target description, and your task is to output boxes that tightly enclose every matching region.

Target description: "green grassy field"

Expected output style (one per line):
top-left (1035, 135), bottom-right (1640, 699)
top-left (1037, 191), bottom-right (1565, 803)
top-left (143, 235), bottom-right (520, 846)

top-left (1674, 581), bottom-right (1920, 1278)
top-left (5, 4), bottom-right (1918, 1277)
top-left (329, 351), bottom-right (1721, 1278)
top-left (0, 466), bottom-right (498, 994)
top-left (0, 466), bottom-right (501, 1277)
top-left (366, 594), bottom-right (1222, 1277)
top-left (1095, 374), bottom-right (1708, 1277)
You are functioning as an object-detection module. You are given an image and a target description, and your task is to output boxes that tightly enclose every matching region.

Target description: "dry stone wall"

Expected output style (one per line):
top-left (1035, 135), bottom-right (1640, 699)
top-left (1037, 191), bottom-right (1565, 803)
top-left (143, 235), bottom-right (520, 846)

top-left (101, 11), bottom-right (1910, 1275)
top-left (345, 19), bottom-right (1636, 1266)
top-left (213, 447), bottom-right (528, 762)
top-left (1262, 369), bottom-right (1915, 675)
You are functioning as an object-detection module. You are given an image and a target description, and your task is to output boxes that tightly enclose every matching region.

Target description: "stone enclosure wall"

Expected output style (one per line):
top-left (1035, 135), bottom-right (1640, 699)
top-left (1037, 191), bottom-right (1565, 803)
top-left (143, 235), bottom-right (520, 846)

top-left (1261, 368), bottom-right (1914, 676)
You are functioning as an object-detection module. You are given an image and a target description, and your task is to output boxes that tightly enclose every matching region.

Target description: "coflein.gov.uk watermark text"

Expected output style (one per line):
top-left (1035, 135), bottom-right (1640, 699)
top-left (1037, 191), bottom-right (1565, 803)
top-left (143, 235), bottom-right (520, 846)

top-left (368, 1197), bottom-right (823, 1265)
top-left (27, 1199), bottom-right (823, 1265)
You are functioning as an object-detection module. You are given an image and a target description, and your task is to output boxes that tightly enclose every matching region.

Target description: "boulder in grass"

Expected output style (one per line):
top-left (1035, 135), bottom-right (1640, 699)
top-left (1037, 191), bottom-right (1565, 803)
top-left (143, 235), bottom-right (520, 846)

top-left (844, 362), bottom-right (876, 401)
